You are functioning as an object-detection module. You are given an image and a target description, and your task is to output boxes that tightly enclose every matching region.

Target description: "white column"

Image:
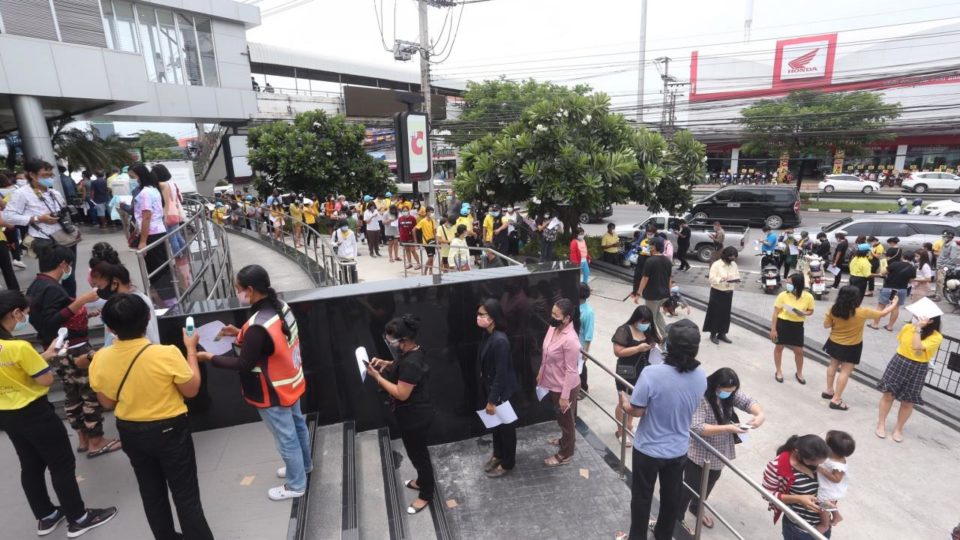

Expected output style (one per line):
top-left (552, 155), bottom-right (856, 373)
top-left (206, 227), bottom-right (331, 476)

top-left (11, 95), bottom-right (63, 198)
top-left (894, 144), bottom-right (908, 172)
top-left (730, 148), bottom-right (740, 173)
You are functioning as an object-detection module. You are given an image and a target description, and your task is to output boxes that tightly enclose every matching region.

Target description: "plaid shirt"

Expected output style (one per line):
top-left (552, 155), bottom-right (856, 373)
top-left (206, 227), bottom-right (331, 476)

top-left (687, 391), bottom-right (758, 470)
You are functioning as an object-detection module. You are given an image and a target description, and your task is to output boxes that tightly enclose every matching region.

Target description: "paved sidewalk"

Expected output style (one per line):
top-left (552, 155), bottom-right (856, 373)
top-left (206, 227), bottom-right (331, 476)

top-left (574, 273), bottom-right (960, 539)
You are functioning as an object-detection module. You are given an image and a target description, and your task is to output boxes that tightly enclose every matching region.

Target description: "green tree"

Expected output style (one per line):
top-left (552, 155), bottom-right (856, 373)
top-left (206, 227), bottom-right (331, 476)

top-left (442, 78), bottom-right (592, 147)
top-left (51, 123), bottom-right (133, 172)
top-left (143, 147), bottom-right (184, 161)
top-left (454, 92), bottom-right (706, 229)
top-left (247, 110), bottom-right (393, 198)
top-left (134, 130), bottom-right (183, 162)
top-left (738, 90), bottom-right (902, 186)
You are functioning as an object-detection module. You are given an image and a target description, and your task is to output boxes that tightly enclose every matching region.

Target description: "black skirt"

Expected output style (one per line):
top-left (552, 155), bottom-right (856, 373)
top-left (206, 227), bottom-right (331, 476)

top-left (702, 288), bottom-right (733, 335)
top-left (775, 319), bottom-right (805, 347)
top-left (823, 339), bottom-right (863, 365)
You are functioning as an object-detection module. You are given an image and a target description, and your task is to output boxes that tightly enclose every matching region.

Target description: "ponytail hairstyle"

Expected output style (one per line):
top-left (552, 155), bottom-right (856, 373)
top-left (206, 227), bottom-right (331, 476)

top-left (236, 264), bottom-right (290, 339)
top-left (775, 434), bottom-right (829, 463)
top-left (89, 242), bottom-right (120, 269)
top-left (90, 261), bottom-right (131, 286)
top-left (0, 290), bottom-right (29, 340)
top-left (130, 163), bottom-right (159, 190)
top-left (385, 313), bottom-right (421, 342)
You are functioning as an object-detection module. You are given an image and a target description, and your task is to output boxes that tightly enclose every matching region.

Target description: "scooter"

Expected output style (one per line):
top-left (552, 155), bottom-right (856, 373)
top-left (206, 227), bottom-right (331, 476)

top-left (760, 251), bottom-right (783, 294)
top-left (804, 254), bottom-right (829, 300)
top-left (943, 266), bottom-right (960, 308)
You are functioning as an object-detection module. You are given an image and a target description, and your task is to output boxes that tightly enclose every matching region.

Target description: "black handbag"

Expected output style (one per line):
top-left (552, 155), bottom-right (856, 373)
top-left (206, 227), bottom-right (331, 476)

top-left (615, 351), bottom-right (649, 381)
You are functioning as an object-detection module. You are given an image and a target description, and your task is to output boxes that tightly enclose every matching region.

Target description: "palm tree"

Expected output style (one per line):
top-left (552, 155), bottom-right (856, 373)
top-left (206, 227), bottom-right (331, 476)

top-left (50, 120), bottom-right (133, 172)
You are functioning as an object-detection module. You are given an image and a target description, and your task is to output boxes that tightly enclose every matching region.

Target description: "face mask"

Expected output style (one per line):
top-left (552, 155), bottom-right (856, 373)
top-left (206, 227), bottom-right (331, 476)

top-left (670, 286), bottom-right (679, 294)
top-left (636, 322), bottom-right (651, 332)
top-left (717, 390), bottom-right (733, 399)
top-left (549, 317), bottom-right (564, 328)
top-left (96, 285), bottom-right (116, 301)
top-left (60, 266), bottom-right (72, 282)
top-left (384, 336), bottom-right (402, 358)
top-left (14, 312), bottom-right (28, 332)
top-left (785, 283), bottom-right (794, 292)
top-left (578, 234), bottom-right (585, 240)
top-left (237, 290), bottom-right (251, 305)
top-left (15, 178), bottom-right (26, 187)
top-left (401, 212), bottom-right (409, 217)
top-left (646, 234), bottom-right (654, 239)
top-left (340, 226), bottom-right (349, 232)
top-left (476, 316), bottom-right (490, 329)
top-left (39, 177), bottom-right (55, 189)
top-left (544, 214), bottom-right (551, 219)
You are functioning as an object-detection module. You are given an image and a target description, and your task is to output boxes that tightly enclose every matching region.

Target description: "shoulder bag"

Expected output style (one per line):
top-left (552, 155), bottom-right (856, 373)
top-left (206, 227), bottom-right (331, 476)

top-left (114, 344), bottom-right (153, 402)
top-left (28, 191), bottom-right (81, 251)
top-left (615, 350), bottom-right (649, 382)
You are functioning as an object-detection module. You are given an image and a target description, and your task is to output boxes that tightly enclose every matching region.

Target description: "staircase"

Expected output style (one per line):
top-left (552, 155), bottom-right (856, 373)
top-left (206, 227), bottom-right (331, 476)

top-left (296, 421), bottom-right (448, 540)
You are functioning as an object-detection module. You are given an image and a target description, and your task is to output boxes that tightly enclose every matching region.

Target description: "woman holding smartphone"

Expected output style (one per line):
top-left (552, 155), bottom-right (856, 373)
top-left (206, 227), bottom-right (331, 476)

top-left (702, 246), bottom-right (740, 345)
top-left (771, 273), bottom-right (815, 384)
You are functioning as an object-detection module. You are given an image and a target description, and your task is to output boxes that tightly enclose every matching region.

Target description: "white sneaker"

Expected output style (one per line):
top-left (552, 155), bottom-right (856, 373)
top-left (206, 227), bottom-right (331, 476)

top-left (277, 466), bottom-right (286, 478)
top-left (268, 485), bottom-right (304, 501)
top-left (12, 259), bottom-right (25, 269)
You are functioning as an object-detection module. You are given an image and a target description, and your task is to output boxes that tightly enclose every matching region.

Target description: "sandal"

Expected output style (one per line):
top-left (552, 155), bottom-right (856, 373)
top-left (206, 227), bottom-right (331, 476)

top-left (884, 325), bottom-right (894, 332)
top-left (775, 373), bottom-right (784, 383)
top-left (544, 454), bottom-right (571, 467)
top-left (702, 514), bottom-right (715, 529)
top-left (546, 438), bottom-right (560, 447)
top-left (795, 374), bottom-right (807, 385)
top-left (829, 400), bottom-right (849, 411)
top-left (820, 392), bottom-right (834, 399)
top-left (87, 439), bottom-right (121, 459)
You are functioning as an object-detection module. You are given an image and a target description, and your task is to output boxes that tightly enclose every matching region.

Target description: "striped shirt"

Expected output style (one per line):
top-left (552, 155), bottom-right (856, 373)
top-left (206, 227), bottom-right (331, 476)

top-left (762, 457), bottom-right (821, 526)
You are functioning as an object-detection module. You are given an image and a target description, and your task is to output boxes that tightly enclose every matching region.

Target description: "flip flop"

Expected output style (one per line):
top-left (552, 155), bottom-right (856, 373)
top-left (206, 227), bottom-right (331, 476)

top-left (820, 392), bottom-right (834, 399)
top-left (702, 514), bottom-right (715, 529)
top-left (87, 439), bottom-right (121, 459)
top-left (546, 438), bottom-right (560, 447)
top-left (544, 454), bottom-right (571, 467)
top-left (829, 400), bottom-right (849, 411)
top-left (884, 326), bottom-right (894, 332)
top-left (76, 446), bottom-right (88, 453)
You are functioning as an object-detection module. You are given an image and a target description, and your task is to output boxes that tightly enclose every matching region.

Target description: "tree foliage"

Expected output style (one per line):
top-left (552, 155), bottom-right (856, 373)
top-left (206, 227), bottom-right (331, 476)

top-left (453, 92), bottom-right (706, 230)
top-left (136, 130), bottom-right (178, 149)
top-left (443, 78), bottom-right (592, 147)
top-left (738, 90), bottom-right (902, 159)
top-left (51, 123), bottom-right (133, 172)
top-left (247, 110), bottom-right (393, 198)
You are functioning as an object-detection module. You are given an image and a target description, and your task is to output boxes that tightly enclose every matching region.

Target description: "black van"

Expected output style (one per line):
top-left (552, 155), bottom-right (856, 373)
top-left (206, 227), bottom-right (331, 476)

top-left (688, 186), bottom-right (801, 229)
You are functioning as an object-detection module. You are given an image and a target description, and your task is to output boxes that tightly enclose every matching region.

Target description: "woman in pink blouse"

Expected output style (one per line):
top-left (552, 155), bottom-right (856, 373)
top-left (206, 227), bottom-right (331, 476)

top-left (537, 298), bottom-right (582, 466)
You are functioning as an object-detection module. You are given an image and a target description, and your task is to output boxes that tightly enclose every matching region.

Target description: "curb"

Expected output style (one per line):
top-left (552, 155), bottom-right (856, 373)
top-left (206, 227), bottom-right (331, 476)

top-left (804, 208), bottom-right (891, 214)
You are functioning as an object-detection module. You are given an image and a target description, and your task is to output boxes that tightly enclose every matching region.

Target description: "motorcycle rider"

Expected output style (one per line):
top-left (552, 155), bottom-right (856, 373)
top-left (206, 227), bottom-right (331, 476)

top-left (896, 198), bottom-right (909, 215)
top-left (910, 198), bottom-right (923, 215)
top-left (936, 230), bottom-right (959, 300)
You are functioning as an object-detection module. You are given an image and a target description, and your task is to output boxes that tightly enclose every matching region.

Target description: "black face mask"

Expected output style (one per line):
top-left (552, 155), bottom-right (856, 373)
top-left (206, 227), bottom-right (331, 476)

top-left (549, 317), bottom-right (564, 327)
top-left (96, 284), bottom-right (117, 301)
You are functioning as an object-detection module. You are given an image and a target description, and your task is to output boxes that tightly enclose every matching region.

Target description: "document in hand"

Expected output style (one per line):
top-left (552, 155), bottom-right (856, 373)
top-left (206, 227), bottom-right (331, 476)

top-left (476, 401), bottom-right (519, 429)
top-left (535, 386), bottom-right (550, 401)
top-left (827, 265), bottom-right (841, 276)
top-left (197, 321), bottom-right (234, 355)
top-left (356, 347), bottom-right (369, 381)
top-left (648, 345), bottom-right (664, 366)
top-left (905, 297), bottom-right (944, 320)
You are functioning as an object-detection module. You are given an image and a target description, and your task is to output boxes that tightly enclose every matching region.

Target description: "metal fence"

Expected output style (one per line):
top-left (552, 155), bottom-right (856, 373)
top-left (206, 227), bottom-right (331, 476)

top-left (576, 349), bottom-right (829, 540)
top-left (926, 333), bottom-right (960, 399)
top-left (397, 241), bottom-right (523, 278)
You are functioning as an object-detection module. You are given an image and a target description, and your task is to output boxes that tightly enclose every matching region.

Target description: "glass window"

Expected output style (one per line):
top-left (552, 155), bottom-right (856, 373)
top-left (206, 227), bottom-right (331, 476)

top-left (156, 9), bottom-right (183, 84)
top-left (874, 222), bottom-right (910, 237)
top-left (112, 0), bottom-right (140, 53)
top-left (176, 14), bottom-right (202, 86)
top-left (912, 223), bottom-right (951, 235)
top-left (712, 191), bottom-right (733, 203)
top-left (841, 222), bottom-right (876, 236)
top-left (733, 189), bottom-right (763, 203)
top-left (136, 5), bottom-right (162, 82)
top-left (101, 0), bottom-right (117, 49)
top-left (194, 17), bottom-right (219, 87)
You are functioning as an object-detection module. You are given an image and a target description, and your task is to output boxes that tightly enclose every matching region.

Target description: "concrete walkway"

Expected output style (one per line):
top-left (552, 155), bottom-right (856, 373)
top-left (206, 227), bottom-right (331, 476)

top-left (576, 273), bottom-right (960, 539)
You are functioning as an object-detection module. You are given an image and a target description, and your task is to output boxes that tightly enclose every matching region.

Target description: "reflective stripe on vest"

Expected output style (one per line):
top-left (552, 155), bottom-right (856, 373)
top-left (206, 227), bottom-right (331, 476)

top-left (236, 303), bottom-right (305, 408)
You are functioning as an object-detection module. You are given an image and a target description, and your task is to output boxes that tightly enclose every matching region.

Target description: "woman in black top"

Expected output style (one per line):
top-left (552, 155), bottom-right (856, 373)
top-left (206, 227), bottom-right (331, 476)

top-left (611, 305), bottom-right (660, 439)
top-left (477, 299), bottom-right (520, 478)
top-left (831, 233), bottom-right (848, 289)
top-left (367, 314), bottom-right (435, 515)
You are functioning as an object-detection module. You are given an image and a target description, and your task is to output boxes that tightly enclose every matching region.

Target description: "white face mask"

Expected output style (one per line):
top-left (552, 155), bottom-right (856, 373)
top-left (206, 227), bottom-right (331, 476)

top-left (237, 290), bottom-right (251, 305)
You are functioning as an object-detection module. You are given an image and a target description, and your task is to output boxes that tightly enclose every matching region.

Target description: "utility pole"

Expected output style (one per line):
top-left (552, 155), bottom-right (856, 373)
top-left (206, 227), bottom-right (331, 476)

top-left (418, 0), bottom-right (435, 209)
top-left (635, 0), bottom-right (648, 124)
top-left (657, 56), bottom-right (671, 130)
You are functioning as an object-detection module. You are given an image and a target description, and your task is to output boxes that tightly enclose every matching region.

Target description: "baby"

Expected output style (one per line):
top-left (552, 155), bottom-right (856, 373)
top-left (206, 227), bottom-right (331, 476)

top-left (817, 430), bottom-right (855, 531)
top-left (661, 281), bottom-right (691, 317)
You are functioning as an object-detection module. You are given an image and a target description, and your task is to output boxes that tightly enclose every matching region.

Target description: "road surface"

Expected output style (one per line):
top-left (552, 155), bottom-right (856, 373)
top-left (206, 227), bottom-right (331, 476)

top-left (582, 204), bottom-right (843, 235)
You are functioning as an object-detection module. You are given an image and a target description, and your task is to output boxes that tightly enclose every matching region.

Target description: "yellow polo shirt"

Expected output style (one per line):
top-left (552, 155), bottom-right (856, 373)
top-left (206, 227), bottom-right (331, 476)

top-left (482, 215), bottom-right (495, 243)
top-left (415, 217), bottom-right (436, 242)
top-left (849, 256), bottom-right (872, 278)
top-left (895, 325), bottom-right (942, 364)
top-left (90, 339), bottom-right (192, 421)
top-left (0, 339), bottom-right (51, 410)
top-left (775, 291), bottom-right (814, 322)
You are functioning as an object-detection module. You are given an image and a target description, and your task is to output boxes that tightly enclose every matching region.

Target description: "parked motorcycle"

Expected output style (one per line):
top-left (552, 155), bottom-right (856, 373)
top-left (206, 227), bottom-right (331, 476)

top-left (944, 266), bottom-right (960, 308)
top-left (804, 254), bottom-right (829, 300)
top-left (760, 251), bottom-right (783, 294)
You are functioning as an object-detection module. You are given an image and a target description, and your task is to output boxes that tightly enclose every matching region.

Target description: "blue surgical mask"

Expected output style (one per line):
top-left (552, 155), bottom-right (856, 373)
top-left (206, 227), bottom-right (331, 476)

top-left (14, 313), bottom-right (28, 332)
top-left (60, 266), bottom-right (72, 282)
top-left (491, 212), bottom-right (500, 217)
top-left (785, 283), bottom-right (794, 292)
top-left (670, 286), bottom-right (679, 294)
top-left (636, 322), bottom-right (650, 332)
top-left (718, 390), bottom-right (733, 399)
top-left (39, 177), bottom-right (55, 189)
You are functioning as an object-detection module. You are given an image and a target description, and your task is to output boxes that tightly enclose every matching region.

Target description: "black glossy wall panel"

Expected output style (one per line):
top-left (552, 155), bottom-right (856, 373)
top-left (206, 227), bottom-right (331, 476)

top-left (160, 264), bottom-right (581, 444)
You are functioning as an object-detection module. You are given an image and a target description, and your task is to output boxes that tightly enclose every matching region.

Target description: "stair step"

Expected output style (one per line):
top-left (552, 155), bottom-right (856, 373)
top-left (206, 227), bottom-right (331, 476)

top-left (302, 422), bottom-right (344, 540)
top-left (342, 421), bottom-right (359, 540)
top-left (355, 429), bottom-right (390, 539)
top-left (377, 429), bottom-right (408, 539)
top-left (388, 438), bottom-right (441, 540)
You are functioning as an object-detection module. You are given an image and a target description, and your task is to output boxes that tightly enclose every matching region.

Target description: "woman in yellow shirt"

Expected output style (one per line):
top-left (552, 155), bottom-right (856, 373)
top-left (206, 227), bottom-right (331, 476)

top-left (770, 273), bottom-right (815, 384)
top-left (289, 200), bottom-right (303, 249)
top-left (876, 315), bottom-right (942, 442)
top-left (847, 243), bottom-right (873, 299)
top-left (867, 236), bottom-right (884, 297)
top-left (822, 285), bottom-right (899, 411)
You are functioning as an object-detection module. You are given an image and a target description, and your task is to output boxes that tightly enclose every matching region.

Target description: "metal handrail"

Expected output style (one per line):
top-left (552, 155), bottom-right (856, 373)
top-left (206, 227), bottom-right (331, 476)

top-left (397, 241), bottom-right (522, 278)
top-left (577, 347), bottom-right (828, 539)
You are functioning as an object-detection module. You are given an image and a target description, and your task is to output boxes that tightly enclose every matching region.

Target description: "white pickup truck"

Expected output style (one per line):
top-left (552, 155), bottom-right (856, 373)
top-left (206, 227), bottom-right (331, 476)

top-left (615, 213), bottom-right (751, 262)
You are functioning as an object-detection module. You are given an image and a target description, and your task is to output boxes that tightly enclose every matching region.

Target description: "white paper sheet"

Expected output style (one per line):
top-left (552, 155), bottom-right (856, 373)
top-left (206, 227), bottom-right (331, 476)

top-left (547, 217), bottom-right (562, 230)
top-left (827, 264), bottom-right (841, 276)
top-left (197, 321), bottom-right (234, 355)
top-left (648, 346), bottom-right (664, 365)
top-left (476, 401), bottom-right (519, 429)
top-left (535, 386), bottom-right (550, 401)
top-left (356, 347), bottom-right (369, 382)
top-left (905, 297), bottom-right (944, 320)
top-left (789, 244), bottom-right (799, 255)
top-left (577, 354), bottom-right (584, 375)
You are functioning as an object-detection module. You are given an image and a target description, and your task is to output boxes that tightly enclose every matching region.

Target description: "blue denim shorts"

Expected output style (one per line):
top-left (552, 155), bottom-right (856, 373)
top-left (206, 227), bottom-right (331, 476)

top-left (879, 287), bottom-right (907, 305)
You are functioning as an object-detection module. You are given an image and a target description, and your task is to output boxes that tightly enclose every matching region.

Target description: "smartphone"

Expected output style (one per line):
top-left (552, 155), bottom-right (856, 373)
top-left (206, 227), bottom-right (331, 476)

top-left (726, 278), bottom-right (742, 283)
top-left (739, 423), bottom-right (753, 430)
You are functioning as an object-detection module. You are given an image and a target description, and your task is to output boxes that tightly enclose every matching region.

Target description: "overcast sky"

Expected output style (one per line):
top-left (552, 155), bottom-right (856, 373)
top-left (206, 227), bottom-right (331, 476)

top-left (119, 0), bottom-right (960, 137)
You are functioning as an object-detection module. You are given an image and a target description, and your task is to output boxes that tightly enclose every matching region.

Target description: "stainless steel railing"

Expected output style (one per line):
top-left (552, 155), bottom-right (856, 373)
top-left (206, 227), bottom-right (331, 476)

top-left (577, 348), bottom-right (828, 540)
top-left (397, 241), bottom-right (522, 278)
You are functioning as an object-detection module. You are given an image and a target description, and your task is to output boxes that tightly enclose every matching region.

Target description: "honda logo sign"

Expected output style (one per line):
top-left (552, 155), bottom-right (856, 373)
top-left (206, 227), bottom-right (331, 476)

top-left (779, 41), bottom-right (830, 80)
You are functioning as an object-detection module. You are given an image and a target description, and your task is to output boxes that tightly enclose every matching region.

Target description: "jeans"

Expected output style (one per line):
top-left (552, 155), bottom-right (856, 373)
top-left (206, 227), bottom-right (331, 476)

top-left (782, 517), bottom-right (831, 539)
top-left (629, 449), bottom-right (686, 540)
top-left (0, 397), bottom-right (86, 522)
top-left (677, 460), bottom-right (722, 520)
top-left (258, 399), bottom-right (312, 491)
top-left (580, 260), bottom-right (590, 284)
top-left (400, 425), bottom-right (435, 501)
top-left (491, 422), bottom-right (517, 469)
top-left (540, 240), bottom-right (555, 261)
